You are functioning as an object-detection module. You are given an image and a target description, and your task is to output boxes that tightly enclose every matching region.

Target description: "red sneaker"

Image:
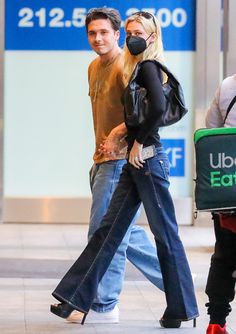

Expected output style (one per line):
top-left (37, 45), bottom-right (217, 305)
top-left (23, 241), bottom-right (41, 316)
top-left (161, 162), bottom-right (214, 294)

top-left (206, 324), bottom-right (229, 334)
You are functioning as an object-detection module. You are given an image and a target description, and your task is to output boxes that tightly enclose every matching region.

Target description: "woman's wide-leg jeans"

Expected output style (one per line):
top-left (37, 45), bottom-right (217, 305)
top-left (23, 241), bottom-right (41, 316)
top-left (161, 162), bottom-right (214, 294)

top-left (52, 148), bottom-right (199, 320)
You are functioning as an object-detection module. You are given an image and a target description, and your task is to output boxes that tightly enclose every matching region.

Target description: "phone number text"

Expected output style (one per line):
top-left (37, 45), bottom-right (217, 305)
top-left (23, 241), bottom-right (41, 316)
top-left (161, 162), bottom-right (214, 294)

top-left (18, 7), bottom-right (188, 29)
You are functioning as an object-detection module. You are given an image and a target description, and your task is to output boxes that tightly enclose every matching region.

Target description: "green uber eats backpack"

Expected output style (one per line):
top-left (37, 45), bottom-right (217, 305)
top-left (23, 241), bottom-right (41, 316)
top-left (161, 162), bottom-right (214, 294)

top-left (194, 127), bottom-right (236, 211)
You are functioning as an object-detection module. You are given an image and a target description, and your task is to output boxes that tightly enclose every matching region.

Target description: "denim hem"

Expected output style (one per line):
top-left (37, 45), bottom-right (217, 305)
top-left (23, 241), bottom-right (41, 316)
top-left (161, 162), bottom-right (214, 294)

top-left (90, 303), bottom-right (117, 313)
top-left (52, 292), bottom-right (87, 314)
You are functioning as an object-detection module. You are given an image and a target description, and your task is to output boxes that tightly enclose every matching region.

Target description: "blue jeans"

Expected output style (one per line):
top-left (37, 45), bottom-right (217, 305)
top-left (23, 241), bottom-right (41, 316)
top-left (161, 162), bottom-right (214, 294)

top-left (88, 160), bottom-right (163, 312)
top-left (53, 148), bottom-right (199, 319)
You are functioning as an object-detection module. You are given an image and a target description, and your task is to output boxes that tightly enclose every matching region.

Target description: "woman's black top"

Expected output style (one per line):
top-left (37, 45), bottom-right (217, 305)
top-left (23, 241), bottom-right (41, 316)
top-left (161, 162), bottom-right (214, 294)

top-left (125, 61), bottom-right (166, 150)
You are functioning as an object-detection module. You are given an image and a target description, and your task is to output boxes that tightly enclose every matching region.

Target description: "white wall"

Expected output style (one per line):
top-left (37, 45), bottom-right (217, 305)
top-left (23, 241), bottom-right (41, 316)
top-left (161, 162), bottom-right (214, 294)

top-left (4, 51), bottom-right (95, 197)
top-left (4, 50), bottom-right (195, 223)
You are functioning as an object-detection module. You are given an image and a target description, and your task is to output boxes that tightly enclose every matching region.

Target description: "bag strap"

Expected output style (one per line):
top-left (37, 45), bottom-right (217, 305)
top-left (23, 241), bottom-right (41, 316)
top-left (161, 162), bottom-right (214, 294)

top-left (129, 59), bottom-right (179, 85)
top-left (151, 60), bottom-right (175, 81)
top-left (223, 95), bottom-right (236, 124)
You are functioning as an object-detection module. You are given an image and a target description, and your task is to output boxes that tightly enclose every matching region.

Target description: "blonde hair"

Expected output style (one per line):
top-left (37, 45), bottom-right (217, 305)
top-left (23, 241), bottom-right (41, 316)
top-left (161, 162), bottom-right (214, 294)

top-left (123, 14), bottom-right (166, 83)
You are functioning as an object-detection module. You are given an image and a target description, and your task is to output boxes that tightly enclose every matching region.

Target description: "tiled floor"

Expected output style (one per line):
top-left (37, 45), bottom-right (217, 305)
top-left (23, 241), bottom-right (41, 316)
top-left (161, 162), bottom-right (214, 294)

top-left (0, 222), bottom-right (235, 334)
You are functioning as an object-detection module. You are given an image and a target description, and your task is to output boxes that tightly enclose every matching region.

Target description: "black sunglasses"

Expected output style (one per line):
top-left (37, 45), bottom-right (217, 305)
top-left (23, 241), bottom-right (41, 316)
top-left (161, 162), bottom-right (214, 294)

top-left (132, 11), bottom-right (157, 29)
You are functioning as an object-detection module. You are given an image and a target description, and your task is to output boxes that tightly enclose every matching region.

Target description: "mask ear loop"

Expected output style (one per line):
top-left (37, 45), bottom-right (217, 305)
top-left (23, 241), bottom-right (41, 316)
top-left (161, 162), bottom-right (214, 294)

top-left (145, 32), bottom-right (154, 42)
top-left (145, 32), bottom-right (155, 49)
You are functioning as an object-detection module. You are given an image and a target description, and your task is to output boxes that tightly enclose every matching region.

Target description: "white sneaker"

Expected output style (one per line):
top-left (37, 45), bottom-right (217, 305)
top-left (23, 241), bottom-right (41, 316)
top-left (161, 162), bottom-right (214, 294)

top-left (66, 305), bottom-right (119, 324)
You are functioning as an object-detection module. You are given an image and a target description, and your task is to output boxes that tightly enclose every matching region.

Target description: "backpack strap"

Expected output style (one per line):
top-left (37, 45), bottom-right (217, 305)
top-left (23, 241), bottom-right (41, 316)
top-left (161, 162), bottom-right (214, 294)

top-left (223, 95), bottom-right (236, 125)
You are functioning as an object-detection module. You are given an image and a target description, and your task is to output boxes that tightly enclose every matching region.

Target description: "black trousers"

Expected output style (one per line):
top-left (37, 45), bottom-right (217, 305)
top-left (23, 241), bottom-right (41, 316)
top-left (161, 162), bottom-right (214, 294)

top-left (205, 213), bottom-right (236, 323)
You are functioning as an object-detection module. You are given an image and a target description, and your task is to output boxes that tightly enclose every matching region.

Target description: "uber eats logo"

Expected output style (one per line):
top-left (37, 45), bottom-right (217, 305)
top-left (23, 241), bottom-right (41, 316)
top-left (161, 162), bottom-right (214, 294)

top-left (210, 153), bottom-right (236, 187)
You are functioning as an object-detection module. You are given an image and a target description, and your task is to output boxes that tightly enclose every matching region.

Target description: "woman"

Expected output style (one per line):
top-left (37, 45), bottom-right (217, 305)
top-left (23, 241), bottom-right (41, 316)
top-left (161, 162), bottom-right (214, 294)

top-left (51, 12), bottom-right (199, 328)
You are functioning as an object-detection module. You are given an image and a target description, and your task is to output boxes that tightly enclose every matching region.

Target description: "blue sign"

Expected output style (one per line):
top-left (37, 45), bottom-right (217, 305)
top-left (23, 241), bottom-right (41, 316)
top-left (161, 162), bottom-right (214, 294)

top-left (161, 139), bottom-right (185, 177)
top-left (5, 0), bottom-right (196, 51)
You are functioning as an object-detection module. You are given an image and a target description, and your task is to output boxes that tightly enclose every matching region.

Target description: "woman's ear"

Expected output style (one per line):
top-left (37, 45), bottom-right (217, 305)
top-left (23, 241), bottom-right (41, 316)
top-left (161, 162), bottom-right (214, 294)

top-left (150, 32), bottom-right (157, 43)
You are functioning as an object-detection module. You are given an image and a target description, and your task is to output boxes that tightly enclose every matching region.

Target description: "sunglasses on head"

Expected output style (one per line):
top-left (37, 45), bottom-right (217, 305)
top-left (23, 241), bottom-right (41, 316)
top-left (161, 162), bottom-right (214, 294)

top-left (132, 11), bottom-right (157, 28)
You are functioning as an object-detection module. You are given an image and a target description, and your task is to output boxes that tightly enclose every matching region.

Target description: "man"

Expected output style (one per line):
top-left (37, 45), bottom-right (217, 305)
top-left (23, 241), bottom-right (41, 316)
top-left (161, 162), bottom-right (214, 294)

top-left (68, 8), bottom-right (163, 324)
top-left (205, 74), bottom-right (236, 334)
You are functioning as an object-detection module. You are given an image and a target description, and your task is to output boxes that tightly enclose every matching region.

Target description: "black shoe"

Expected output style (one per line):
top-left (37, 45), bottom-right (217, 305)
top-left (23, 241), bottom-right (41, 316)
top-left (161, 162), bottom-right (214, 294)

top-left (159, 317), bottom-right (196, 328)
top-left (159, 318), bottom-right (181, 328)
top-left (50, 303), bottom-right (75, 319)
top-left (50, 303), bottom-right (87, 324)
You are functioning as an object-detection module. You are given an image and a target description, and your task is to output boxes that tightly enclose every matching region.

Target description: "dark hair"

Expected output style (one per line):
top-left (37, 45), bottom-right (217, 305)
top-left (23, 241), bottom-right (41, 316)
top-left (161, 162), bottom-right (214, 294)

top-left (85, 7), bottom-right (121, 32)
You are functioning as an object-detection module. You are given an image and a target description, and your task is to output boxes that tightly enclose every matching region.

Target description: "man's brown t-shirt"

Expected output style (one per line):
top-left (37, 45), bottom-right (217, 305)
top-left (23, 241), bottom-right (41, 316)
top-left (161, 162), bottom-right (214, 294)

top-left (88, 52), bottom-right (126, 163)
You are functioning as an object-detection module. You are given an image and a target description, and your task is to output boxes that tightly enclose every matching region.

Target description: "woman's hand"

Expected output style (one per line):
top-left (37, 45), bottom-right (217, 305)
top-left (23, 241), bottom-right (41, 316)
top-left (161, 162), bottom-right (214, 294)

top-left (129, 140), bottom-right (145, 169)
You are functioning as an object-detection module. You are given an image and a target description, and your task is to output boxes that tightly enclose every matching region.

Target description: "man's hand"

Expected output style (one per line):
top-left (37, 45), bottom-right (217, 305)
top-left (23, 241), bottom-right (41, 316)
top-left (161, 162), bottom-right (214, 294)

top-left (99, 123), bottom-right (127, 158)
top-left (99, 136), bottom-right (127, 158)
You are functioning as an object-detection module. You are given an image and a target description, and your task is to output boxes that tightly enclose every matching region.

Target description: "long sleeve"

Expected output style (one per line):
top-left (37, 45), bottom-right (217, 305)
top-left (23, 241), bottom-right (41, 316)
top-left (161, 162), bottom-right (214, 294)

top-left (135, 61), bottom-right (166, 144)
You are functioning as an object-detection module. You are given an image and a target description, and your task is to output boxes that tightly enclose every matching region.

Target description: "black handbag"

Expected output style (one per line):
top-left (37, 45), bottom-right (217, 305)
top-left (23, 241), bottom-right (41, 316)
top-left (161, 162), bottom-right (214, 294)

top-left (124, 60), bottom-right (188, 127)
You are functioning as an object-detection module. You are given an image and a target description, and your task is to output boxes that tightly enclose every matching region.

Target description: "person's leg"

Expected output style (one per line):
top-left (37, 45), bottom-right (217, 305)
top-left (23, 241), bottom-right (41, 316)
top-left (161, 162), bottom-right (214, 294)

top-left (88, 161), bottom-right (124, 237)
top-left (88, 161), bottom-right (129, 312)
top-left (131, 149), bottom-right (199, 322)
top-left (127, 225), bottom-right (164, 290)
top-left (52, 165), bottom-right (142, 314)
top-left (205, 213), bottom-right (236, 329)
top-left (89, 160), bottom-right (163, 314)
